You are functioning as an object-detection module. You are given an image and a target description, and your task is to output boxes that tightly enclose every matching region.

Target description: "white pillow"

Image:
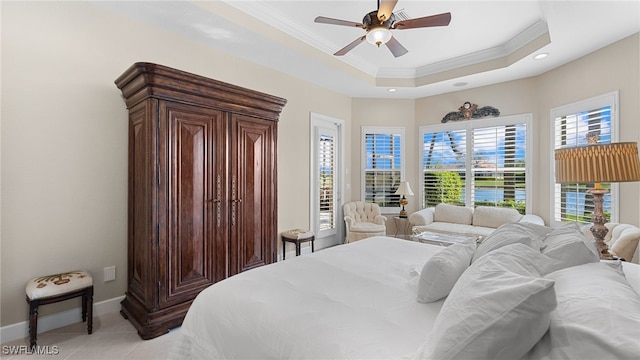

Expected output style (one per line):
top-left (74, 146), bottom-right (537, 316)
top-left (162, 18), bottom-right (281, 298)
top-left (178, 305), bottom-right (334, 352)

top-left (417, 241), bottom-right (476, 303)
top-left (472, 206), bottom-right (522, 228)
top-left (434, 203), bottom-right (473, 225)
top-left (417, 244), bottom-right (558, 360)
top-left (472, 223), bottom-right (543, 263)
top-left (542, 222), bottom-right (599, 273)
top-left (525, 261), bottom-right (640, 360)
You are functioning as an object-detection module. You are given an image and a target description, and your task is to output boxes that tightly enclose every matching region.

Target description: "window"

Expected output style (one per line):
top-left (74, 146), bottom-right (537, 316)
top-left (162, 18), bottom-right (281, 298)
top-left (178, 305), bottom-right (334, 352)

top-left (318, 133), bottom-right (336, 232)
top-left (310, 113), bottom-right (343, 242)
top-left (551, 92), bottom-right (618, 225)
top-left (420, 114), bottom-right (531, 214)
top-left (361, 127), bottom-right (405, 212)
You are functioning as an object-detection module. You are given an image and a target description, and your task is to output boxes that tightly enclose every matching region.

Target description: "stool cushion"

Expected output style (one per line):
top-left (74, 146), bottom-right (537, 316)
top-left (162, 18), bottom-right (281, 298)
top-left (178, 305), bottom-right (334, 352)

top-left (26, 270), bottom-right (93, 300)
top-left (282, 229), bottom-right (314, 240)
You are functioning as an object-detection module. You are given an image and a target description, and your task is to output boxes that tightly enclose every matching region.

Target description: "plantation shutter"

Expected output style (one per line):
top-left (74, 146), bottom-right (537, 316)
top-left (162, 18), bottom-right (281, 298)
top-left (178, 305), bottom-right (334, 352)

top-left (318, 133), bottom-right (336, 231)
top-left (422, 129), bottom-right (467, 207)
top-left (364, 132), bottom-right (401, 207)
top-left (472, 123), bottom-right (527, 209)
top-left (553, 105), bottom-right (613, 223)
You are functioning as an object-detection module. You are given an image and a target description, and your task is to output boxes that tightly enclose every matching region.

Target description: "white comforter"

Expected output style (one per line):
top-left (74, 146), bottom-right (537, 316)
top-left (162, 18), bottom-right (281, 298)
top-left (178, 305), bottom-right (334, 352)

top-left (170, 237), bottom-right (444, 359)
top-left (170, 236), bottom-right (640, 360)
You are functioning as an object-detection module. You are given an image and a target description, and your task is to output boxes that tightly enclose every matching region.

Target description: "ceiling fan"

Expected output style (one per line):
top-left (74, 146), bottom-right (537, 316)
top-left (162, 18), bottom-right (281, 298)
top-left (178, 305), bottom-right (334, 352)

top-left (314, 0), bottom-right (451, 57)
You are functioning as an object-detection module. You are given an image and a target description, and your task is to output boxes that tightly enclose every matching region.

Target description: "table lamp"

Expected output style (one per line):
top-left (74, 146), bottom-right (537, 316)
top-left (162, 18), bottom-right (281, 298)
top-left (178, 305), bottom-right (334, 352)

top-left (394, 181), bottom-right (414, 218)
top-left (554, 142), bottom-right (640, 259)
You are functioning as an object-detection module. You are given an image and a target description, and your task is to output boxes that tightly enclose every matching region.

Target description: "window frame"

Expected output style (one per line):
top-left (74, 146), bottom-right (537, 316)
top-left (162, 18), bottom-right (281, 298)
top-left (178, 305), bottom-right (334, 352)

top-left (361, 126), bottom-right (406, 214)
top-left (418, 113), bottom-right (533, 213)
top-left (549, 91), bottom-right (619, 226)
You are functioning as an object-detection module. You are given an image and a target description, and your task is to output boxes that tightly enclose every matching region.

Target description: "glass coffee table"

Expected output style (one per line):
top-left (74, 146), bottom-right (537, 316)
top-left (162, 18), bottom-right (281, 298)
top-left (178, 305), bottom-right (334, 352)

top-left (410, 230), bottom-right (479, 246)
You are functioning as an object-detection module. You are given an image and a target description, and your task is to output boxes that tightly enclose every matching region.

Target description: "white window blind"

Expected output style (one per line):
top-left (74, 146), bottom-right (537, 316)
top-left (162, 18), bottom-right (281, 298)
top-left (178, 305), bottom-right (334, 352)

top-left (420, 115), bottom-right (531, 213)
top-left (362, 127), bottom-right (404, 210)
top-left (552, 96), bottom-right (615, 224)
top-left (473, 123), bottom-right (526, 210)
top-left (422, 129), bottom-right (467, 207)
top-left (318, 133), bottom-right (336, 232)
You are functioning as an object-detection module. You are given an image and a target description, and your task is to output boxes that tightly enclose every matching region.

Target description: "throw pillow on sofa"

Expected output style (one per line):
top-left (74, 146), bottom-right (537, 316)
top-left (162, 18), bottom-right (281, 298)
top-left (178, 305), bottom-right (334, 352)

top-left (472, 206), bottom-right (523, 228)
top-left (434, 203), bottom-right (473, 225)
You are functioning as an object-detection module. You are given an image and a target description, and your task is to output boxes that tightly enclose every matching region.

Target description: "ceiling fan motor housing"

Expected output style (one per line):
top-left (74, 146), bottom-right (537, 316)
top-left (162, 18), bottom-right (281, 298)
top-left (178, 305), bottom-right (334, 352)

top-left (363, 10), bottom-right (396, 30)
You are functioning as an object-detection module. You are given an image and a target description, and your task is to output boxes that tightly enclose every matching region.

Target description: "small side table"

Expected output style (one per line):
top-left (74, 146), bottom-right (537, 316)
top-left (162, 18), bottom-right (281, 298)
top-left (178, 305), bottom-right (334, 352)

top-left (394, 216), bottom-right (410, 236)
top-left (282, 229), bottom-right (315, 260)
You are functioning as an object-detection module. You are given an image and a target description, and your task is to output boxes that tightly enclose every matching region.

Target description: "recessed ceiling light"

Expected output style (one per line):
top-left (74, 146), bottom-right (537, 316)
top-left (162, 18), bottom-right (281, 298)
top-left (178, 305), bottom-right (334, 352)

top-left (533, 53), bottom-right (549, 60)
top-left (453, 82), bottom-right (468, 87)
top-left (388, 88), bottom-right (397, 92)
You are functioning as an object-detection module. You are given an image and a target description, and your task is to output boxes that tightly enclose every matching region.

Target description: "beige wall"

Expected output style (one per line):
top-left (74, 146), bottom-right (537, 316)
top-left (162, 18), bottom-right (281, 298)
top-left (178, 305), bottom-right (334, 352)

top-left (0, 1), bottom-right (351, 327)
top-left (2, 1), bottom-right (638, 330)
top-left (412, 33), bottom-right (640, 226)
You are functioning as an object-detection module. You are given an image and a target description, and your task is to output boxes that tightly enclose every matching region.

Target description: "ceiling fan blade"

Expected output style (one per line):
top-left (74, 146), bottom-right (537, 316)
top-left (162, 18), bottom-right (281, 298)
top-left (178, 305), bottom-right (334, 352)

top-left (385, 36), bottom-right (408, 57)
top-left (393, 12), bottom-right (452, 30)
top-left (315, 16), bottom-right (364, 28)
top-left (377, 0), bottom-right (398, 22)
top-left (334, 36), bottom-right (366, 56)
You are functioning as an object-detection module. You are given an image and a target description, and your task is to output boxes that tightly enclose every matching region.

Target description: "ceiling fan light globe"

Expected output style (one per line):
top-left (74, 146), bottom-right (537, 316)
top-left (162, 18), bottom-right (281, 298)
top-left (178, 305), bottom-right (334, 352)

top-left (366, 27), bottom-right (392, 46)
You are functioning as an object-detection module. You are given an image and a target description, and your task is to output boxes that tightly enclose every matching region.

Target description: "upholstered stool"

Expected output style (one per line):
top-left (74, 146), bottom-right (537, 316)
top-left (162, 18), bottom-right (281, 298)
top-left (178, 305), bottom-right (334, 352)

top-left (25, 270), bottom-right (93, 348)
top-left (282, 229), bottom-right (315, 259)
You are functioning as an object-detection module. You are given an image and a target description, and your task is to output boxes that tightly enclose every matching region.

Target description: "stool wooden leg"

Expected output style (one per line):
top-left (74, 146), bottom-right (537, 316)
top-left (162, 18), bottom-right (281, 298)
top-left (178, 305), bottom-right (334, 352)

top-left (282, 240), bottom-right (286, 260)
top-left (28, 300), bottom-right (38, 349)
top-left (296, 242), bottom-right (301, 256)
top-left (311, 237), bottom-right (315, 253)
top-left (86, 287), bottom-right (93, 334)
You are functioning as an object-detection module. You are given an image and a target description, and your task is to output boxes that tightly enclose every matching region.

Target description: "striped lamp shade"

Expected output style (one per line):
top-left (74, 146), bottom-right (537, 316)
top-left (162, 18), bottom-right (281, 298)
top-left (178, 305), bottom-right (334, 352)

top-left (555, 142), bottom-right (640, 183)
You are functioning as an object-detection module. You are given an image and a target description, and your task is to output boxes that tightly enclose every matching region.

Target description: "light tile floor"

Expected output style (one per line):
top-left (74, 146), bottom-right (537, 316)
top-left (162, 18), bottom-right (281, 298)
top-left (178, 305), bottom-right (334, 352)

top-left (1, 312), bottom-right (180, 359)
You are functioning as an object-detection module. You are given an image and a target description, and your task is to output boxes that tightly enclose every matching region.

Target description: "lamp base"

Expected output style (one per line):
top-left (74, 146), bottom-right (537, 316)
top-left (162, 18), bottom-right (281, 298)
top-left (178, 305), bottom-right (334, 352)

top-left (399, 196), bottom-right (408, 218)
top-left (587, 188), bottom-right (612, 260)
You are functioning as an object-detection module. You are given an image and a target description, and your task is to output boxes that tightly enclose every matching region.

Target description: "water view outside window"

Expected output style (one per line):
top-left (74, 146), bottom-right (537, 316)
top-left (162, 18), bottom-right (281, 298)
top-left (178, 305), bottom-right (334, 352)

top-left (421, 117), bottom-right (530, 214)
top-left (553, 105), bottom-right (613, 224)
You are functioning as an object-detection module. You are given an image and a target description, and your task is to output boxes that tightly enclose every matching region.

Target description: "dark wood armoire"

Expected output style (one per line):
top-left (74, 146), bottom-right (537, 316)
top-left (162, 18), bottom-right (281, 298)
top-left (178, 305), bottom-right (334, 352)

top-left (115, 63), bottom-right (287, 339)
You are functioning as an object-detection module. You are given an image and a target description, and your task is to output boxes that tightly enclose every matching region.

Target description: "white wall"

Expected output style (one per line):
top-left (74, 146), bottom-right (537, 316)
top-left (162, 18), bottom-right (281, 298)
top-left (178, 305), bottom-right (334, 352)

top-left (0, 1), bottom-right (351, 327)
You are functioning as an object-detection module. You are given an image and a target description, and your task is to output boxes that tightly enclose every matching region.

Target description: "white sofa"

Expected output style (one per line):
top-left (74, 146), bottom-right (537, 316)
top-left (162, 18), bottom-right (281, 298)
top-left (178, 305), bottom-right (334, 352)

top-left (409, 203), bottom-right (544, 237)
top-left (582, 222), bottom-right (640, 264)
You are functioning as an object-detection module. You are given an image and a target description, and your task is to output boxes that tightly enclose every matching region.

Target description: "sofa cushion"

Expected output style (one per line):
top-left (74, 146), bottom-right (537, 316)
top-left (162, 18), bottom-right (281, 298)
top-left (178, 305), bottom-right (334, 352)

top-left (472, 206), bottom-right (522, 228)
top-left (434, 204), bottom-right (473, 225)
top-left (350, 222), bottom-right (386, 233)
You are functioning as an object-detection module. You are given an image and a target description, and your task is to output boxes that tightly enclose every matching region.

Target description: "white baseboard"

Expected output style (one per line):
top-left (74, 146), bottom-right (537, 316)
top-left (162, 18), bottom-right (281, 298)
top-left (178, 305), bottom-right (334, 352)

top-left (0, 295), bottom-right (125, 344)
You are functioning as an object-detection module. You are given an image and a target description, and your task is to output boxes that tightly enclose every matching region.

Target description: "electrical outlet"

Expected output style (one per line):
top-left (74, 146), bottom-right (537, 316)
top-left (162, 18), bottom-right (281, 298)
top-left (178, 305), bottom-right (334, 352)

top-left (104, 266), bottom-right (116, 282)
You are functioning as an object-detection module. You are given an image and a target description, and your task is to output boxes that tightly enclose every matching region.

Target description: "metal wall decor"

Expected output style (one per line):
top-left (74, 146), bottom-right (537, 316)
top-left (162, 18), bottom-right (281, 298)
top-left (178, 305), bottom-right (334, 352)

top-left (441, 101), bottom-right (500, 123)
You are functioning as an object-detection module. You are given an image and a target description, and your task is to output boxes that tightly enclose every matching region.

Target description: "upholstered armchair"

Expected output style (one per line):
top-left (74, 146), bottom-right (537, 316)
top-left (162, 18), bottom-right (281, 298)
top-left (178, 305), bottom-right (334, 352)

top-left (582, 222), bottom-right (640, 263)
top-left (343, 201), bottom-right (387, 243)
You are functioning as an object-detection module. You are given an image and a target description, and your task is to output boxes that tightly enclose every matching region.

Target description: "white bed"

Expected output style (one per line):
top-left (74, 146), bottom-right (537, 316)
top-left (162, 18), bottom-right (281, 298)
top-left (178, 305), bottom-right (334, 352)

top-left (170, 232), bottom-right (640, 360)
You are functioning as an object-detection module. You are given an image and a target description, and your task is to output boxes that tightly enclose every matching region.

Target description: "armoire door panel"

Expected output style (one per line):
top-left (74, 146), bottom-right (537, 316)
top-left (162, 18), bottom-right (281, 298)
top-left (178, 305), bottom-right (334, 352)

top-left (230, 114), bottom-right (276, 274)
top-left (159, 101), bottom-right (222, 308)
top-left (127, 100), bottom-right (156, 307)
